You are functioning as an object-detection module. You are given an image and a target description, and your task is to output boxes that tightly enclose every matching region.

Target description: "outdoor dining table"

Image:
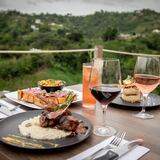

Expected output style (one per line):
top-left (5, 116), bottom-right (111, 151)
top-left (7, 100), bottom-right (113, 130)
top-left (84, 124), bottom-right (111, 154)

top-left (0, 84), bottom-right (160, 160)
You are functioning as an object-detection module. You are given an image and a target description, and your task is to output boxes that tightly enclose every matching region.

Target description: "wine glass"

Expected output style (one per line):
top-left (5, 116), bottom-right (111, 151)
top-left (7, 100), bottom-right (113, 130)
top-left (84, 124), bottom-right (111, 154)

top-left (89, 59), bottom-right (121, 136)
top-left (134, 56), bottom-right (160, 119)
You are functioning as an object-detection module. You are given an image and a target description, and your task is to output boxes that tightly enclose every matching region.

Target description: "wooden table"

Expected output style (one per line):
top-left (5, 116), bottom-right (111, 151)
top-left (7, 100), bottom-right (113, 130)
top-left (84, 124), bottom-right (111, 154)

top-left (0, 84), bottom-right (160, 160)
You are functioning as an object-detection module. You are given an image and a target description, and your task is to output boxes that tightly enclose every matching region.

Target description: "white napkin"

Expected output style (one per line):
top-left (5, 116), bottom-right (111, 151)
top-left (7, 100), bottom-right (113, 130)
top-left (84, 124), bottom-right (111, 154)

top-left (0, 99), bottom-right (17, 110)
top-left (0, 100), bottom-right (25, 119)
top-left (68, 136), bottom-right (150, 160)
top-left (0, 112), bottom-right (7, 119)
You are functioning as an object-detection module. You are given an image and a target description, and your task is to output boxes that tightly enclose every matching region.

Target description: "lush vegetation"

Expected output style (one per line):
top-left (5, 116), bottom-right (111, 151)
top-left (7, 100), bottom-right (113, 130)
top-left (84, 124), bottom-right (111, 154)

top-left (0, 9), bottom-right (160, 93)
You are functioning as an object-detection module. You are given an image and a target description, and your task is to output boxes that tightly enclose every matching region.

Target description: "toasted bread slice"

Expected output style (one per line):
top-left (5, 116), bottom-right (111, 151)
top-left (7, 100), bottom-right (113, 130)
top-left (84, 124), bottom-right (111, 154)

top-left (17, 89), bottom-right (77, 109)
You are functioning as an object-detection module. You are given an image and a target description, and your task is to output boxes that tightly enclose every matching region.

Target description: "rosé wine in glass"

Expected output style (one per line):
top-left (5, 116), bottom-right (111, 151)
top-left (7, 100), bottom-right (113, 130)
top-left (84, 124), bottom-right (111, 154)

top-left (133, 57), bottom-right (160, 119)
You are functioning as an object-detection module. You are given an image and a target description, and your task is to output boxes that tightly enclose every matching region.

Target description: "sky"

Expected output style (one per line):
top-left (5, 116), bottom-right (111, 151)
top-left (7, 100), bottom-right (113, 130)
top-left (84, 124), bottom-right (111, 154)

top-left (0, 0), bottom-right (160, 15)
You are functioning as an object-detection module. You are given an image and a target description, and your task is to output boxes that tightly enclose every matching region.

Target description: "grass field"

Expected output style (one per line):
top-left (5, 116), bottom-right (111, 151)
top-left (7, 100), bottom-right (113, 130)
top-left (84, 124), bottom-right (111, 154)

top-left (0, 67), bottom-right (82, 91)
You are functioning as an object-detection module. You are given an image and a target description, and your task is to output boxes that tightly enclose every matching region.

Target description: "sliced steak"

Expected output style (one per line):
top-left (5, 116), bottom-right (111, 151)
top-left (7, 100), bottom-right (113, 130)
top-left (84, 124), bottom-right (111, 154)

top-left (58, 115), bottom-right (79, 132)
top-left (39, 109), bottom-right (88, 135)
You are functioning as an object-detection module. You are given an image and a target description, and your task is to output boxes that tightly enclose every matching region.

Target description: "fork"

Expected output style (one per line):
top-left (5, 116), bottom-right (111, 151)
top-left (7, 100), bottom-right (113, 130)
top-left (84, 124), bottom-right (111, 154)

top-left (83, 131), bottom-right (126, 160)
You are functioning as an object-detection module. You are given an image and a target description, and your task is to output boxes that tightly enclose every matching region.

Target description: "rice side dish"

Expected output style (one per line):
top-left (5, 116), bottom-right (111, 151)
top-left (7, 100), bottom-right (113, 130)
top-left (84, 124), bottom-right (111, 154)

top-left (18, 116), bottom-right (71, 140)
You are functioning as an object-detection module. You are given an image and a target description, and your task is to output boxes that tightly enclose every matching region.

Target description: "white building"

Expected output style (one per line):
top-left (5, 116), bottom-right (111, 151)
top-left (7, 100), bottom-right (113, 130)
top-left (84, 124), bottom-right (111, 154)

top-left (152, 29), bottom-right (160, 33)
top-left (118, 33), bottom-right (140, 40)
top-left (50, 22), bottom-right (56, 26)
top-left (35, 19), bottom-right (41, 24)
top-left (31, 25), bottom-right (39, 31)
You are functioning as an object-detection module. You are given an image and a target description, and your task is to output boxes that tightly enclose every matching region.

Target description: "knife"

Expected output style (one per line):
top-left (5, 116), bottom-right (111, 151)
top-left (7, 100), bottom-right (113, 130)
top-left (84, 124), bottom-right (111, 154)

top-left (0, 105), bottom-right (12, 116)
top-left (94, 139), bottom-right (143, 160)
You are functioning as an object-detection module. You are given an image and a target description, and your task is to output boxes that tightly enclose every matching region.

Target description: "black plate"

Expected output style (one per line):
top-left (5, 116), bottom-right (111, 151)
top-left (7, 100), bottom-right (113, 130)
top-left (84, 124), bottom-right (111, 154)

top-left (111, 93), bottom-right (160, 108)
top-left (0, 110), bottom-right (93, 149)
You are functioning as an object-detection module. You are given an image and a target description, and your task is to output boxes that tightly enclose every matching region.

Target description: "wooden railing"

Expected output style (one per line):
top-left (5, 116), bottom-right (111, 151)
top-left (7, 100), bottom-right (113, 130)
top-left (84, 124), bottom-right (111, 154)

top-left (0, 46), bottom-right (160, 57)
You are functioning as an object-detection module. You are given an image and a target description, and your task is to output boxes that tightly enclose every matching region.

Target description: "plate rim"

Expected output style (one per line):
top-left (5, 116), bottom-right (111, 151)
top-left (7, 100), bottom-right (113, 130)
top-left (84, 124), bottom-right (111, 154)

top-left (0, 110), bottom-right (93, 150)
top-left (111, 93), bottom-right (160, 108)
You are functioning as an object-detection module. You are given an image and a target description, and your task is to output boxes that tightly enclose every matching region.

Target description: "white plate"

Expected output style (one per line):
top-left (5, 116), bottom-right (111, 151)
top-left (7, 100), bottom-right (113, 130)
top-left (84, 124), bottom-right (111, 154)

top-left (5, 88), bottom-right (82, 110)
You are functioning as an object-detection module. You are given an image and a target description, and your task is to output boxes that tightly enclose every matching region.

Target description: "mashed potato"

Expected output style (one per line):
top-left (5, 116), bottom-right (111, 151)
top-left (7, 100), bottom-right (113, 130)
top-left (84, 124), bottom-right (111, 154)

top-left (18, 116), bottom-right (71, 140)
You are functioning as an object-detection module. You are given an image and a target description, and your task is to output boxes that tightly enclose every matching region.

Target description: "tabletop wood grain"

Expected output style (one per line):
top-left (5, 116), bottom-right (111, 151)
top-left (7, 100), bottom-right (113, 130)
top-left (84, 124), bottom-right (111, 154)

top-left (0, 84), bottom-right (160, 160)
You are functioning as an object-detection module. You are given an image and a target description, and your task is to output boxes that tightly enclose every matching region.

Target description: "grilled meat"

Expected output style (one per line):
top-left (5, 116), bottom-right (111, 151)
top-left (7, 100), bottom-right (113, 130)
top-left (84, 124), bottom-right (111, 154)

top-left (40, 109), bottom-right (71, 127)
top-left (58, 115), bottom-right (79, 132)
top-left (39, 109), bottom-right (88, 134)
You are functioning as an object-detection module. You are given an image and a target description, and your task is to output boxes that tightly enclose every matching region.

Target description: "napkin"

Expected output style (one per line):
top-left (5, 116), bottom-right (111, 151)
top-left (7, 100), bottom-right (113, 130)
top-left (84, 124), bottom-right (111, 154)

top-left (0, 100), bottom-right (25, 119)
top-left (68, 136), bottom-right (150, 160)
top-left (0, 99), bottom-right (17, 110)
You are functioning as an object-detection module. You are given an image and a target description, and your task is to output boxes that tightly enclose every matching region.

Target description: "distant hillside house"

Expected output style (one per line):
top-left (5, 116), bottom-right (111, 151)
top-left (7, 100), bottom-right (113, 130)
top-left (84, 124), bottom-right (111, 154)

top-left (58, 24), bottom-right (63, 28)
top-left (134, 10), bottom-right (144, 16)
top-left (30, 48), bottom-right (41, 51)
top-left (152, 29), bottom-right (160, 33)
top-left (118, 33), bottom-right (140, 40)
top-left (135, 10), bottom-right (142, 14)
top-left (35, 19), bottom-right (41, 24)
top-left (50, 22), bottom-right (56, 26)
top-left (31, 25), bottom-right (39, 31)
top-left (50, 22), bottom-right (64, 28)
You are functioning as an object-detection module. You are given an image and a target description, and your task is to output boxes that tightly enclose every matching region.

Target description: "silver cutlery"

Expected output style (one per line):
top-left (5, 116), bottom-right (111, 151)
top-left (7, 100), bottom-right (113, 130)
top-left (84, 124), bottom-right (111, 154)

top-left (83, 131), bottom-right (126, 160)
top-left (94, 139), bottom-right (143, 160)
top-left (0, 99), bottom-right (20, 116)
top-left (0, 99), bottom-right (17, 111)
top-left (0, 105), bottom-right (12, 116)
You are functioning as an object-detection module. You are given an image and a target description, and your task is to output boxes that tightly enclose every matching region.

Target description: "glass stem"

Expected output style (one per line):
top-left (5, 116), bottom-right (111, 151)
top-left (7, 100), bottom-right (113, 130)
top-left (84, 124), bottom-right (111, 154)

top-left (141, 107), bottom-right (145, 113)
top-left (141, 93), bottom-right (148, 113)
top-left (102, 105), bottom-right (107, 127)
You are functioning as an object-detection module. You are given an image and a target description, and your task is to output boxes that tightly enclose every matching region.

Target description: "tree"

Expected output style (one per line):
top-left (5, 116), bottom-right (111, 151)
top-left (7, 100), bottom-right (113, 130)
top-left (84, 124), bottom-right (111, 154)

top-left (102, 27), bottom-right (118, 41)
top-left (39, 24), bottom-right (51, 32)
top-left (142, 33), bottom-right (160, 51)
top-left (67, 32), bottom-right (83, 42)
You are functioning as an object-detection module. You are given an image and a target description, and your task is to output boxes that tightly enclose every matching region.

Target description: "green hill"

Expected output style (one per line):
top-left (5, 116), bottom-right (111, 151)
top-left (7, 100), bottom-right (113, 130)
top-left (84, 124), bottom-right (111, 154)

top-left (0, 9), bottom-right (160, 50)
top-left (0, 9), bottom-right (160, 93)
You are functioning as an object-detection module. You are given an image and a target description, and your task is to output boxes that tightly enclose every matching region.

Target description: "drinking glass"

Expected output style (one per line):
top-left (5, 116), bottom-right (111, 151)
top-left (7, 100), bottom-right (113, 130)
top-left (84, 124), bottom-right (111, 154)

top-left (134, 56), bottom-right (160, 119)
top-left (89, 59), bottom-right (121, 136)
top-left (82, 63), bottom-right (97, 109)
